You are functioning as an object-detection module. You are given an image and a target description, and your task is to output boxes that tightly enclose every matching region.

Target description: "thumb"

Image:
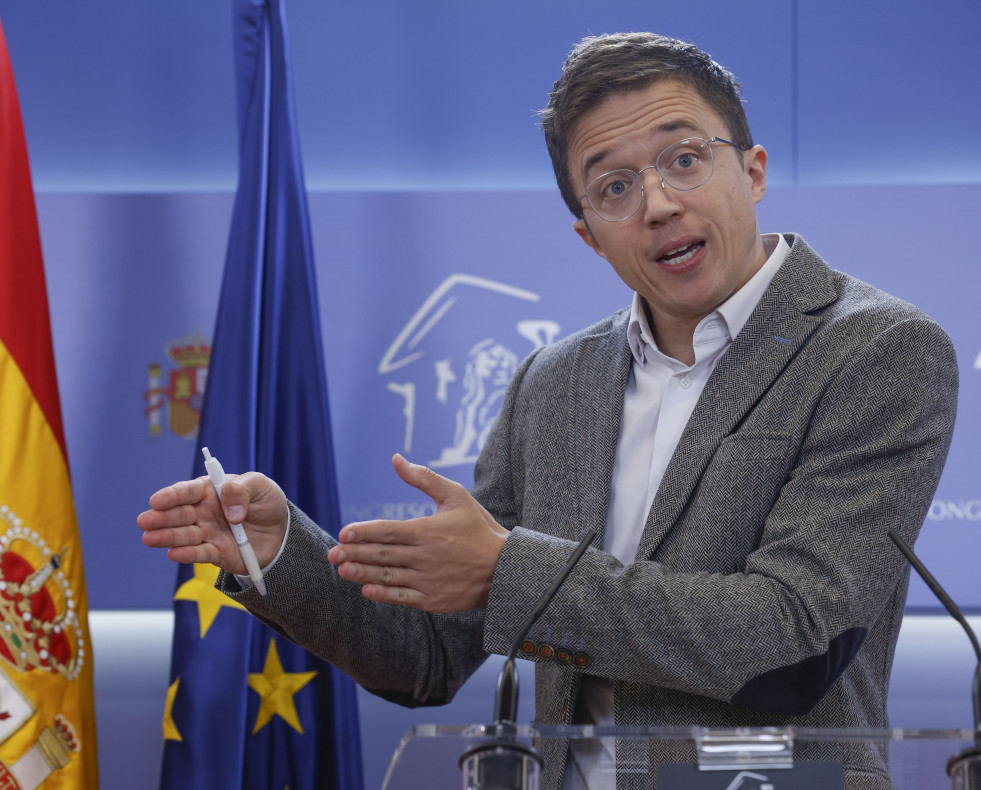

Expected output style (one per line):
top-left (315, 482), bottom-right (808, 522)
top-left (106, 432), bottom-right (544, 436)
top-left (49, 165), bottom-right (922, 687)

top-left (217, 477), bottom-right (250, 524)
top-left (391, 453), bottom-right (461, 507)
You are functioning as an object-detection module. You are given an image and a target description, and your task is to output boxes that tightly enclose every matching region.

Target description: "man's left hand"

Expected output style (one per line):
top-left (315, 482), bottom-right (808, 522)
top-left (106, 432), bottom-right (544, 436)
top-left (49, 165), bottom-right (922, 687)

top-left (327, 454), bottom-right (509, 613)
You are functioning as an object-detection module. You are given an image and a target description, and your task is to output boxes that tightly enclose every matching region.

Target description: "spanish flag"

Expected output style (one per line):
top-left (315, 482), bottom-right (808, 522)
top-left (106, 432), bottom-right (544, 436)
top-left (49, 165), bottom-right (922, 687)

top-left (0, 17), bottom-right (98, 790)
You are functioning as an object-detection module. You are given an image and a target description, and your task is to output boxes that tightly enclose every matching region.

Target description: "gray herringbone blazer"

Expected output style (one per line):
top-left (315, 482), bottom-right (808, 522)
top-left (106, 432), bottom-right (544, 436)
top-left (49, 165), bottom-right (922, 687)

top-left (224, 234), bottom-right (958, 789)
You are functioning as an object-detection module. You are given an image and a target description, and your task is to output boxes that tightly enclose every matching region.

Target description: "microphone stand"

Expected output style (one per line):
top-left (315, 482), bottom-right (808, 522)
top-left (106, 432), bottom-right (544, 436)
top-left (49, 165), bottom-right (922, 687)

top-left (460, 528), bottom-right (598, 790)
top-left (887, 529), bottom-right (981, 789)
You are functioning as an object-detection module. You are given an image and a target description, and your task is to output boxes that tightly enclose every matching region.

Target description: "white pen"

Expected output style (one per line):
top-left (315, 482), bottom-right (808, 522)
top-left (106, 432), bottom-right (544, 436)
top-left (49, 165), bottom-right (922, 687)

top-left (201, 447), bottom-right (267, 596)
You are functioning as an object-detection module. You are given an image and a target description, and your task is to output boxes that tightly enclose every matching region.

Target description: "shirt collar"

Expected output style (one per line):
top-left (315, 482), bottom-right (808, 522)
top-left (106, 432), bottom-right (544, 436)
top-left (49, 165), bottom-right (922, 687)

top-left (627, 232), bottom-right (791, 365)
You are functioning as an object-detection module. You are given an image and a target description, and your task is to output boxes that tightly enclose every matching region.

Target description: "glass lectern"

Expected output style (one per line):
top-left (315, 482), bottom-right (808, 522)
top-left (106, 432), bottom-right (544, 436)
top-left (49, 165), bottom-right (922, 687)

top-left (382, 724), bottom-right (980, 789)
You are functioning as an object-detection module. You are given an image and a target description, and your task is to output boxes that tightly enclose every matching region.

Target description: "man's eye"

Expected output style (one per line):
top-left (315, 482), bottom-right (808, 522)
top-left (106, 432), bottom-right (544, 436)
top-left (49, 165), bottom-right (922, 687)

top-left (597, 174), bottom-right (635, 199)
top-left (675, 153), bottom-right (696, 169)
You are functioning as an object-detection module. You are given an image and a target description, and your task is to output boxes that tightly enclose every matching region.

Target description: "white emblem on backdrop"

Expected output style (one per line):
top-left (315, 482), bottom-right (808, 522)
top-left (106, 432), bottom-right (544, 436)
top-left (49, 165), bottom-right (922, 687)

top-left (379, 274), bottom-right (560, 468)
top-left (975, 347), bottom-right (981, 370)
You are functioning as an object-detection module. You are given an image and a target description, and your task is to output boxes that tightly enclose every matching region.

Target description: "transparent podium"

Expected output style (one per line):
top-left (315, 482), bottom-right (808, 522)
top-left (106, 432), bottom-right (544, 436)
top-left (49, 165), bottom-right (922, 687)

top-left (382, 723), bottom-right (981, 789)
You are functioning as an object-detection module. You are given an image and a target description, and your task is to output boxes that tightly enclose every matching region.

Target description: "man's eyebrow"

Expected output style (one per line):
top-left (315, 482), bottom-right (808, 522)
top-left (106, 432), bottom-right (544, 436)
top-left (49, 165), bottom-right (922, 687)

top-left (582, 149), bottom-right (614, 180)
top-left (654, 120), bottom-right (702, 139)
top-left (580, 120), bottom-right (705, 180)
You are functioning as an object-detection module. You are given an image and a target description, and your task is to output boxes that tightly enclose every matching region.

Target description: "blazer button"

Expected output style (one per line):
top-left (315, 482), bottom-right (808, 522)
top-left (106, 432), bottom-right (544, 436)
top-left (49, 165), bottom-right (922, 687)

top-left (572, 652), bottom-right (591, 669)
top-left (520, 639), bottom-right (537, 657)
top-left (537, 643), bottom-right (555, 661)
top-left (555, 648), bottom-right (573, 665)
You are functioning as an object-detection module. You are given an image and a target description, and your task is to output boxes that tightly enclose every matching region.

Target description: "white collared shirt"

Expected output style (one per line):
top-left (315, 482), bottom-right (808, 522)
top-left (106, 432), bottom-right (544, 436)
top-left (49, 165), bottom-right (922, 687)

top-left (604, 232), bottom-right (789, 566)
top-left (568, 232), bottom-right (791, 787)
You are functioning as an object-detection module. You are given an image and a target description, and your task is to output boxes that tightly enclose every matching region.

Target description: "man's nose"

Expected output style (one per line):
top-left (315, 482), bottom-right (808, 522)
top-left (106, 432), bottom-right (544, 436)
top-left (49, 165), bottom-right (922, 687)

top-left (639, 168), bottom-right (683, 224)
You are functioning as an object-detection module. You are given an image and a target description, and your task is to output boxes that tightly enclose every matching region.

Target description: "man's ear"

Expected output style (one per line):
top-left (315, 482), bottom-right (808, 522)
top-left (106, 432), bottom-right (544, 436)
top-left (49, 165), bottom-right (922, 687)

top-left (573, 217), bottom-right (606, 259)
top-left (745, 145), bottom-right (768, 205)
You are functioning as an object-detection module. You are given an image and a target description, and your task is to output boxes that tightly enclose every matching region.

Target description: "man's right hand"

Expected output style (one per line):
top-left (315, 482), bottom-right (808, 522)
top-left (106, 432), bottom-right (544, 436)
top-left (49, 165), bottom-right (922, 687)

top-left (137, 472), bottom-right (288, 575)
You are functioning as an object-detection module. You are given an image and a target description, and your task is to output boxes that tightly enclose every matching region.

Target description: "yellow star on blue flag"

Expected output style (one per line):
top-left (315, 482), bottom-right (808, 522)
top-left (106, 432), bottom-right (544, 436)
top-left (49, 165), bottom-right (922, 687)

top-left (173, 563), bottom-right (246, 638)
top-left (248, 639), bottom-right (317, 735)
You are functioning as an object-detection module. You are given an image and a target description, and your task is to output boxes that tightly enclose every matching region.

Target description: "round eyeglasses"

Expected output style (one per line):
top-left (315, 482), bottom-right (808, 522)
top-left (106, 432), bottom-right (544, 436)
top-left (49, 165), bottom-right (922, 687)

top-left (577, 137), bottom-right (747, 222)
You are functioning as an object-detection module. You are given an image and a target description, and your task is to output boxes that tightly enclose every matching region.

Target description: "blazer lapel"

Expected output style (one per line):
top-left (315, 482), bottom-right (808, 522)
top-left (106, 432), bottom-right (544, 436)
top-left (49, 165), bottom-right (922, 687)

top-left (568, 310), bottom-right (633, 544)
top-left (635, 235), bottom-right (839, 560)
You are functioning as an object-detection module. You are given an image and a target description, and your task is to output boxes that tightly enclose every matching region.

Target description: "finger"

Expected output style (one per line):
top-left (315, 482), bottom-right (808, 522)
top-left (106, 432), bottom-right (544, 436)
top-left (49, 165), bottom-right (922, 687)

top-left (337, 519), bottom-right (422, 546)
top-left (140, 522), bottom-right (211, 549)
top-left (336, 559), bottom-right (415, 587)
top-left (328, 541), bottom-right (416, 568)
top-left (137, 501), bottom-right (209, 532)
top-left (147, 478), bottom-right (211, 510)
top-left (360, 582), bottom-right (426, 609)
top-left (144, 522), bottom-right (244, 573)
top-left (166, 543), bottom-right (223, 566)
top-left (391, 454), bottom-right (465, 508)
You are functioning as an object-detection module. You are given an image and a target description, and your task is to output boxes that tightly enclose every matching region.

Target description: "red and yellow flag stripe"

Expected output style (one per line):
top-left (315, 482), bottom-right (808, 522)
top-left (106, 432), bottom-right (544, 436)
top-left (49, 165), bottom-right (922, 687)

top-left (0, 17), bottom-right (98, 789)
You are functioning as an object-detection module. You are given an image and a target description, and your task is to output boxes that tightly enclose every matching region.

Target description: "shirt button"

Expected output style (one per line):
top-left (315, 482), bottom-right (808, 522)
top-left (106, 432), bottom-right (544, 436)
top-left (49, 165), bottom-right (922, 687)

top-left (679, 376), bottom-right (692, 389)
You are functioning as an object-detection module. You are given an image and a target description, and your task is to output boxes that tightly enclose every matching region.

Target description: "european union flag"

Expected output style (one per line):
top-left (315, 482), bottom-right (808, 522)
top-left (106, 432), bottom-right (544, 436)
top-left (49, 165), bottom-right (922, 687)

top-left (160, 1), bottom-right (363, 788)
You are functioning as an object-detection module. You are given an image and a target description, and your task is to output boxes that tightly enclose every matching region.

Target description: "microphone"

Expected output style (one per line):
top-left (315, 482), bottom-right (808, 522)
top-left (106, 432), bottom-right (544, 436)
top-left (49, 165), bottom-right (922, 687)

top-left (887, 528), bottom-right (981, 789)
top-left (459, 528), bottom-right (598, 790)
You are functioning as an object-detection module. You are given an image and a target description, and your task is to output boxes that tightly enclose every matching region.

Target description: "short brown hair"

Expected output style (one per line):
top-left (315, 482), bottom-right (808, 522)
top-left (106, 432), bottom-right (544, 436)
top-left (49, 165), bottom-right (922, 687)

top-left (541, 33), bottom-right (754, 218)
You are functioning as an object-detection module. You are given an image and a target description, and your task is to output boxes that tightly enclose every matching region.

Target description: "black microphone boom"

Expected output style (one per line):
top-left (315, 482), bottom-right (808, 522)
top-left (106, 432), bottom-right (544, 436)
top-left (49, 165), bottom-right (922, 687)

top-left (460, 528), bottom-right (598, 790)
top-left (887, 529), bottom-right (981, 731)
top-left (495, 528), bottom-right (599, 725)
top-left (887, 528), bottom-right (981, 789)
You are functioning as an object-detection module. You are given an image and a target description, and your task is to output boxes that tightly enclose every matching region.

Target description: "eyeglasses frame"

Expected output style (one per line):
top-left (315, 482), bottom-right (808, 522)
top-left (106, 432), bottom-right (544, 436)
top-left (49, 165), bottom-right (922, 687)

top-left (577, 136), bottom-right (748, 223)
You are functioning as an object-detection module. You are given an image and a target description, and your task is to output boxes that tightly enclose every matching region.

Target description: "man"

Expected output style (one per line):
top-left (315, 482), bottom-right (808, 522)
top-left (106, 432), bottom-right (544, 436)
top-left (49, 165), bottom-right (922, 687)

top-left (139, 33), bottom-right (958, 788)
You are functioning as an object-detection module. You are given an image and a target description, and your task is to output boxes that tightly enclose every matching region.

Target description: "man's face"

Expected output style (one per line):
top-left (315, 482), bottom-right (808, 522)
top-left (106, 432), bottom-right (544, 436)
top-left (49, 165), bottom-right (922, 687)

top-left (569, 80), bottom-right (768, 340)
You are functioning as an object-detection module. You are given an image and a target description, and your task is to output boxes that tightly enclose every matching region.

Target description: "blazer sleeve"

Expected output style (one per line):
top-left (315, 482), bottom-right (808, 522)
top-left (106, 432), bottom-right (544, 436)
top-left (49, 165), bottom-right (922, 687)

top-left (217, 504), bottom-right (489, 708)
top-left (476, 315), bottom-right (958, 714)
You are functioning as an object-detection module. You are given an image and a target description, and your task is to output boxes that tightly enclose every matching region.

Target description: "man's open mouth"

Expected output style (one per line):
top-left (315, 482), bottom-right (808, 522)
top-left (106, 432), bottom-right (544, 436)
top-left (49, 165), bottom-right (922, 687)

top-left (658, 241), bottom-right (704, 266)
